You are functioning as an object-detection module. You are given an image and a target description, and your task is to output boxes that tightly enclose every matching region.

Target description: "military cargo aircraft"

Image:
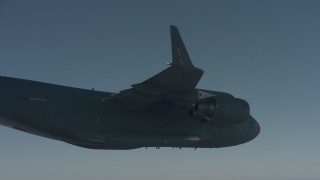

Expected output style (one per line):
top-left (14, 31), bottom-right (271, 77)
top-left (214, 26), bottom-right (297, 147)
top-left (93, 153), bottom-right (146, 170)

top-left (0, 26), bottom-right (259, 150)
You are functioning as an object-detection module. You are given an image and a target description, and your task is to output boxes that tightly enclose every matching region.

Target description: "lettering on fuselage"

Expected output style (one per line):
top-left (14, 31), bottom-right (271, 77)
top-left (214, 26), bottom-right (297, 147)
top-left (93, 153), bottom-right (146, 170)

top-left (13, 94), bottom-right (47, 103)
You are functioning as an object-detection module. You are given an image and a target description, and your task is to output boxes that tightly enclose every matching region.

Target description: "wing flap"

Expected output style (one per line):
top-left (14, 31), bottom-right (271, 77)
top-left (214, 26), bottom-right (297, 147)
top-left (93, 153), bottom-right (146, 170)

top-left (103, 88), bottom-right (160, 110)
top-left (119, 88), bottom-right (154, 101)
top-left (131, 83), bottom-right (170, 95)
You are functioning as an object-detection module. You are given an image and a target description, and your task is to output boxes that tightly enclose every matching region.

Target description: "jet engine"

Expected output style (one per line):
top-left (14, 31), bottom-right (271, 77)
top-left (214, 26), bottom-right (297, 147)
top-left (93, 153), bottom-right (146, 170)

top-left (190, 96), bottom-right (250, 126)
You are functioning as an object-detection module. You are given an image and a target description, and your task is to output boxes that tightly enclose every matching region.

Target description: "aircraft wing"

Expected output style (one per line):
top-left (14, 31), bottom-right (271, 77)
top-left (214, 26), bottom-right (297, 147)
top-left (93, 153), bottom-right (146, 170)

top-left (103, 26), bottom-right (204, 110)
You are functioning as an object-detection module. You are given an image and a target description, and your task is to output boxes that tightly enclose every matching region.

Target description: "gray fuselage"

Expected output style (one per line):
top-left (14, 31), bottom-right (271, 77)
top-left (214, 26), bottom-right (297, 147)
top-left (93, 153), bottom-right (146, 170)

top-left (0, 76), bottom-right (260, 149)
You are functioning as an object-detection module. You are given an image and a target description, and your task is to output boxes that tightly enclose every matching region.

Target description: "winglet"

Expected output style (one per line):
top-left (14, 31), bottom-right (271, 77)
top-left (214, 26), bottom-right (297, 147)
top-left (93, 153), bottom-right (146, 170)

top-left (170, 25), bottom-right (194, 68)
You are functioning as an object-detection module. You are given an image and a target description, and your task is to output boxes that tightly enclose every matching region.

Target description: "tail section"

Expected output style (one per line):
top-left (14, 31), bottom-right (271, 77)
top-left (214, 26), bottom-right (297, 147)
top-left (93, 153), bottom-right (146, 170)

top-left (170, 25), bottom-right (195, 68)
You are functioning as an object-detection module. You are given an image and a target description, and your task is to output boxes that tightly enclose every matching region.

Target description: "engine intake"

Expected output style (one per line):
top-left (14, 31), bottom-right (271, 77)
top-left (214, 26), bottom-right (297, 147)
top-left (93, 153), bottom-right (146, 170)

top-left (191, 96), bottom-right (250, 125)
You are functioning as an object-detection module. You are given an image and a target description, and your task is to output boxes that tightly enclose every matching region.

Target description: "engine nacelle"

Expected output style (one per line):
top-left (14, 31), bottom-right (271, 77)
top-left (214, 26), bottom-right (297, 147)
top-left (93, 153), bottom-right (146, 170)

top-left (191, 96), bottom-right (250, 125)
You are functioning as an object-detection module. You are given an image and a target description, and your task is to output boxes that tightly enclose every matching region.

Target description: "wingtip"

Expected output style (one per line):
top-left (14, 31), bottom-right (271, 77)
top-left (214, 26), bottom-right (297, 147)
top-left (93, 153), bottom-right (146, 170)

top-left (169, 25), bottom-right (195, 68)
top-left (170, 25), bottom-right (178, 30)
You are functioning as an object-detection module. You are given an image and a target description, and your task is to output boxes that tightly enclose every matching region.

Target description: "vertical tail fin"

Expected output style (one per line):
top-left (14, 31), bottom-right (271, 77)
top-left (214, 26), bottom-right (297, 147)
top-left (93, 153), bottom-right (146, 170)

top-left (170, 25), bottom-right (195, 68)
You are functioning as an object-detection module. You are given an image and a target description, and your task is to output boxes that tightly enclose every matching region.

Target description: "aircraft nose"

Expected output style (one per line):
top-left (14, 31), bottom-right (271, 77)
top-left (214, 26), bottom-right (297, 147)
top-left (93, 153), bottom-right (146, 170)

top-left (248, 116), bottom-right (260, 140)
top-left (232, 116), bottom-right (260, 146)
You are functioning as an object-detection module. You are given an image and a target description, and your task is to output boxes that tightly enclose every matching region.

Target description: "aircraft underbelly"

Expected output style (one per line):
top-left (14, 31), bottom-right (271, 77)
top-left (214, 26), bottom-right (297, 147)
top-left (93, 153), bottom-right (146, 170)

top-left (74, 108), bottom-right (245, 149)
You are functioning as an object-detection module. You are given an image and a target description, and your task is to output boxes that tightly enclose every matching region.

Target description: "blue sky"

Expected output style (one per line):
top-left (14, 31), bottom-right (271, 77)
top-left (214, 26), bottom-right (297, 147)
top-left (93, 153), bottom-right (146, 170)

top-left (0, 1), bottom-right (320, 180)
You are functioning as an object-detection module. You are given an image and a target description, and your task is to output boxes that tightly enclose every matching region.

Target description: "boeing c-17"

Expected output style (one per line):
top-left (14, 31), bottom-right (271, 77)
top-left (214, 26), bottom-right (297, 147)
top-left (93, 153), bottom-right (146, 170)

top-left (0, 26), bottom-right (260, 150)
